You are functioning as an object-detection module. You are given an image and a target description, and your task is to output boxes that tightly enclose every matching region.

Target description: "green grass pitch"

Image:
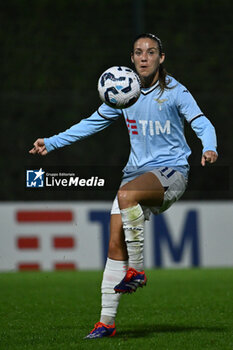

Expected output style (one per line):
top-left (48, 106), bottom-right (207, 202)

top-left (0, 269), bottom-right (232, 350)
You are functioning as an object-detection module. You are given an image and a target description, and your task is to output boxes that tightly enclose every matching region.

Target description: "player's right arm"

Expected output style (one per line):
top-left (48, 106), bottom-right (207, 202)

top-left (29, 138), bottom-right (48, 156)
top-left (29, 105), bottom-right (122, 156)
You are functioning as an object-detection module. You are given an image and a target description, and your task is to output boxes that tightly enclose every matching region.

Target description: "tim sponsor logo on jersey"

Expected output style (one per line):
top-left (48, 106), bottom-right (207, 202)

top-left (127, 118), bottom-right (170, 136)
top-left (126, 118), bottom-right (138, 135)
top-left (139, 120), bottom-right (171, 136)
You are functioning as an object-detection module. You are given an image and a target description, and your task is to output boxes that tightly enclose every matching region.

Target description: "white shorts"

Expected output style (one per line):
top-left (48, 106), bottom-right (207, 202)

top-left (111, 167), bottom-right (187, 220)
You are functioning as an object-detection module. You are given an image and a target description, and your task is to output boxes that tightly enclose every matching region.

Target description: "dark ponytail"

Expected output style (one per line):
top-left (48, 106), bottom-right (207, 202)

top-left (158, 64), bottom-right (171, 96)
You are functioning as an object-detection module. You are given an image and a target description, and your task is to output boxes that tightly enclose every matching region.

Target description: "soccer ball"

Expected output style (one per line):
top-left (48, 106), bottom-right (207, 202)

top-left (98, 66), bottom-right (141, 109)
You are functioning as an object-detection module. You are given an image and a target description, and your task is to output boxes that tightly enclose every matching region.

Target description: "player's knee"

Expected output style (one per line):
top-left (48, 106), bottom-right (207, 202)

top-left (117, 188), bottom-right (136, 209)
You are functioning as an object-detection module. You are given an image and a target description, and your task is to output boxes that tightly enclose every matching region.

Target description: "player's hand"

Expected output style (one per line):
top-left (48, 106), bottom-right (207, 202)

top-left (201, 150), bottom-right (218, 166)
top-left (29, 138), bottom-right (48, 156)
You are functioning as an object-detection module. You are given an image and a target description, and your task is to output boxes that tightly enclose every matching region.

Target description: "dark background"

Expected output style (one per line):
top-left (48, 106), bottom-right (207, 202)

top-left (0, 0), bottom-right (232, 201)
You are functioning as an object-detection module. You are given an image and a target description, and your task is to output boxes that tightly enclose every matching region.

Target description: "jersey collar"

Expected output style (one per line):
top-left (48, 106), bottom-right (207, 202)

top-left (141, 80), bottom-right (160, 95)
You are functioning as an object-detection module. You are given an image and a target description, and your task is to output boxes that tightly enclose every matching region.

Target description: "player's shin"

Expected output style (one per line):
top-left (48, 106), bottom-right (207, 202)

top-left (100, 258), bottom-right (128, 324)
top-left (120, 204), bottom-right (145, 271)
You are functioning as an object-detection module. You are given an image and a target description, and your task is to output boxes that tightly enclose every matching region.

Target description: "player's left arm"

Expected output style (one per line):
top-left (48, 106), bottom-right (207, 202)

top-left (191, 116), bottom-right (218, 166)
top-left (176, 84), bottom-right (218, 166)
top-left (201, 150), bottom-right (218, 166)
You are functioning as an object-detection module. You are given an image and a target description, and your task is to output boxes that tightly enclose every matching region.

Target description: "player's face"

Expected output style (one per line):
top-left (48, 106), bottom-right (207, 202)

top-left (131, 38), bottom-right (165, 87)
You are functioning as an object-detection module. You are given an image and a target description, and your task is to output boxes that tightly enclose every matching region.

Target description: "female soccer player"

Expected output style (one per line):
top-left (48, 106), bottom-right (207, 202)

top-left (29, 33), bottom-right (218, 339)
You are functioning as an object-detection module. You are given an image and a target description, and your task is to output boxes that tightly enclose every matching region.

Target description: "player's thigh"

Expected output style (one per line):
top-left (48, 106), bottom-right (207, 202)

top-left (118, 171), bottom-right (164, 208)
top-left (108, 214), bottom-right (128, 260)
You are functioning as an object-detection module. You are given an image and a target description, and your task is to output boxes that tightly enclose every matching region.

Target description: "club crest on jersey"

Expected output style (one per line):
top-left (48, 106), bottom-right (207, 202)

top-left (154, 98), bottom-right (168, 110)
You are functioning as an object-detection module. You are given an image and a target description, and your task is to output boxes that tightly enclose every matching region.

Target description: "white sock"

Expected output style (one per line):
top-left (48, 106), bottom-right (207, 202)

top-left (120, 204), bottom-right (145, 271)
top-left (100, 258), bottom-right (128, 324)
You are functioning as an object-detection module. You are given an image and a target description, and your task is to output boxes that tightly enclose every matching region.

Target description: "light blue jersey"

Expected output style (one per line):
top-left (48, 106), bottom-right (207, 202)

top-left (44, 76), bottom-right (217, 180)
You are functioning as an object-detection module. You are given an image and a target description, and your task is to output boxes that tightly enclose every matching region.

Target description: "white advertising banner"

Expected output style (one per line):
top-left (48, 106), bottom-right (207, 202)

top-left (0, 201), bottom-right (232, 271)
